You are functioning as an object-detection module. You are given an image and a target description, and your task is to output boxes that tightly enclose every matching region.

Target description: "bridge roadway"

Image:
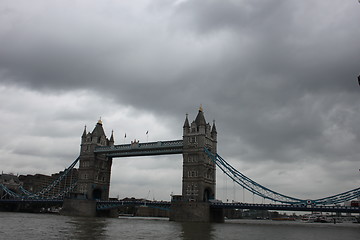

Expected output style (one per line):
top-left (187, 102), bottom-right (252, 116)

top-left (96, 200), bottom-right (360, 213)
top-left (1, 199), bottom-right (359, 213)
top-left (0, 199), bottom-right (63, 204)
top-left (210, 202), bottom-right (360, 214)
top-left (94, 140), bottom-right (183, 157)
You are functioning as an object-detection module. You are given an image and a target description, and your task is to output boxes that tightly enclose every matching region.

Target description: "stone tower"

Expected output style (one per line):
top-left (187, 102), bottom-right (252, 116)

top-left (182, 106), bottom-right (217, 202)
top-left (76, 119), bottom-right (114, 200)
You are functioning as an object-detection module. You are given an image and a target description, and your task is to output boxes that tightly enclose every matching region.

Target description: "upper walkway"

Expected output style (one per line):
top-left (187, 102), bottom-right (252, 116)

top-left (94, 140), bottom-right (183, 157)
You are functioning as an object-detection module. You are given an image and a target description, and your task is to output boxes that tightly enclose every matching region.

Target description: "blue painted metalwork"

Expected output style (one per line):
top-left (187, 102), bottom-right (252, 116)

top-left (210, 202), bottom-right (360, 213)
top-left (2, 143), bottom-right (359, 212)
top-left (1, 157), bottom-right (80, 200)
top-left (25, 156), bottom-right (79, 198)
top-left (0, 198), bottom-right (358, 214)
top-left (94, 140), bottom-right (183, 157)
top-left (46, 181), bottom-right (78, 199)
top-left (96, 200), bottom-right (171, 211)
top-left (204, 148), bottom-right (360, 205)
top-left (18, 186), bottom-right (32, 196)
top-left (0, 184), bottom-right (25, 199)
top-left (311, 188), bottom-right (360, 205)
top-left (0, 198), bottom-right (63, 204)
top-left (1, 180), bottom-right (77, 200)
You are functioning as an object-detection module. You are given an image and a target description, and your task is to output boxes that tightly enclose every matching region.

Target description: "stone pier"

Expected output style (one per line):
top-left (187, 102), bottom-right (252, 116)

top-left (61, 198), bottom-right (118, 218)
top-left (169, 201), bottom-right (224, 223)
top-left (61, 198), bottom-right (97, 217)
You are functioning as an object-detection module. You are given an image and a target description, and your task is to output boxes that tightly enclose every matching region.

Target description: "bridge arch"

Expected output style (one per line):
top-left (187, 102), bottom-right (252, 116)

top-left (92, 188), bottom-right (103, 200)
top-left (203, 187), bottom-right (214, 202)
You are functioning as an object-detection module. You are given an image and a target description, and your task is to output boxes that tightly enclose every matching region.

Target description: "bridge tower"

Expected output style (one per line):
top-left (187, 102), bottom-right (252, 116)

top-left (182, 106), bottom-right (217, 202)
top-left (62, 119), bottom-right (115, 217)
top-left (76, 119), bottom-right (114, 200)
top-left (170, 106), bottom-right (223, 222)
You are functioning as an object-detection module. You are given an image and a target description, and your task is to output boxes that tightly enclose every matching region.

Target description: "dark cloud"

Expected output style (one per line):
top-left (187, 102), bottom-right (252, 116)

top-left (1, 0), bottom-right (360, 200)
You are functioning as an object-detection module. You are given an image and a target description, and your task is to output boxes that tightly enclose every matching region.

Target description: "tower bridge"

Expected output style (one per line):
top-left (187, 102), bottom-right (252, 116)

top-left (1, 107), bottom-right (360, 222)
top-left (58, 106), bottom-right (219, 221)
top-left (76, 107), bottom-right (217, 202)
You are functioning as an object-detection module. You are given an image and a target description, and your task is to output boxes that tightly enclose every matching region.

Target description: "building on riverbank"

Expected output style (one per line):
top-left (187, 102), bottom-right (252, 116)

top-left (0, 173), bottom-right (22, 198)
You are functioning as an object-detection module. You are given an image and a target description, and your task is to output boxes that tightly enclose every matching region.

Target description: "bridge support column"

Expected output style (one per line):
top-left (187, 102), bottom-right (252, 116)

top-left (61, 198), bottom-right (97, 217)
top-left (61, 198), bottom-right (118, 218)
top-left (169, 201), bottom-right (224, 223)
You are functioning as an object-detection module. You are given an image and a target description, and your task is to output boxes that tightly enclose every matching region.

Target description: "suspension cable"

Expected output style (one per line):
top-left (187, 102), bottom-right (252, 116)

top-left (204, 148), bottom-right (360, 205)
top-left (17, 156), bottom-right (80, 199)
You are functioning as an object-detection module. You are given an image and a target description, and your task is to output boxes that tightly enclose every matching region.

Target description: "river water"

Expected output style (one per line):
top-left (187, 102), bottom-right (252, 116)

top-left (0, 212), bottom-right (359, 240)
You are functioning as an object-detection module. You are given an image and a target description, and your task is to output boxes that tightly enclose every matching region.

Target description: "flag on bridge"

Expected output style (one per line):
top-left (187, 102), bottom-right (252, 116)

top-left (358, 75), bottom-right (360, 86)
top-left (146, 130), bottom-right (148, 135)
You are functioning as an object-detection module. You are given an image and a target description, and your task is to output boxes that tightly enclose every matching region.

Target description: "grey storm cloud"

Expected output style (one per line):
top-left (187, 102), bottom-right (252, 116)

top-left (0, 0), bottom-right (360, 200)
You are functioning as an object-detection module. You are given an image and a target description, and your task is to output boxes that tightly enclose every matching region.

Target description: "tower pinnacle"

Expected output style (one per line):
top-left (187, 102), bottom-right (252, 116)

top-left (183, 113), bottom-right (190, 128)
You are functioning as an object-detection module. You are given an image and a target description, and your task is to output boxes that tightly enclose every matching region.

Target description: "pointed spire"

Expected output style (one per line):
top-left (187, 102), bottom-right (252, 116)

top-left (195, 106), bottom-right (206, 126)
top-left (92, 119), bottom-right (106, 137)
top-left (211, 120), bottom-right (217, 134)
top-left (183, 113), bottom-right (190, 128)
top-left (110, 130), bottom-right (114, 142)
top-left (82, 125), bottom-right (87, 138)
top-left (98, 117), bottom-right (103, 125)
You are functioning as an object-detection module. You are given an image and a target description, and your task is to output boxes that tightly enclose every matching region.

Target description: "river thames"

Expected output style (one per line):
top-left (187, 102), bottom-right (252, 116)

top-left (0, 212), bottom-right (359, 240)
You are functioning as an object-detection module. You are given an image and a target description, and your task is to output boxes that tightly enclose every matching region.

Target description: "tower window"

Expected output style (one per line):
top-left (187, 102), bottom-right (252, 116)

top-left (188, 155), bottom-right (198, 162)
top-left (189, 136), bottom-right (197, 143)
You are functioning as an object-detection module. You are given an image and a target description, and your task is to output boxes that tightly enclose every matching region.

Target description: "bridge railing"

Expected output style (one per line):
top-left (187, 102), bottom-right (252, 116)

top-left (95, 140), bottom-right (183, 153)
top-left (210, 202), bottom-right (360, 213)
top-left (94, 140), bottom-right (184, 158)
top-left (96, 200), bottom-right (171, 210)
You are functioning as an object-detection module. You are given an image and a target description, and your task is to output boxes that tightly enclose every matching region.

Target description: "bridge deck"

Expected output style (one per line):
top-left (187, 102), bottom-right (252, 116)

top-left (210, 202), bottom-right (360, 213)
top-left (94, 140), bottom-right (183, 157)
top-left (1, 199), bottom-right (359, 213)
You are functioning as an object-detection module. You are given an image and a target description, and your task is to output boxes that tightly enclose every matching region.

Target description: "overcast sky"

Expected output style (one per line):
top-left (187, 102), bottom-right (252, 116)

top-left (1, 0), bottom-right (360, 203)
